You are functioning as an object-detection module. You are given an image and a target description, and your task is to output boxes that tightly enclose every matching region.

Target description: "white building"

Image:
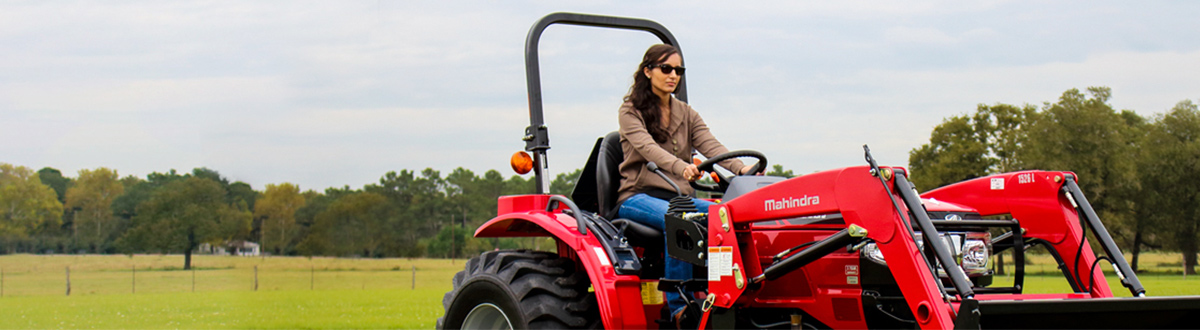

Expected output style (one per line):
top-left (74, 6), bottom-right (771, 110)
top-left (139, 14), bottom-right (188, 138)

top-left (197, 240), bottom-right (261, 256)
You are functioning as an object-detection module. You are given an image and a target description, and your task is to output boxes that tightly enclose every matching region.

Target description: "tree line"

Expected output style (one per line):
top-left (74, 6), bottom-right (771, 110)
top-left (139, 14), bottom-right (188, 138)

top-left (909, 86), bottom-right (1200, 274)
top-left (0, 165), bottom-right (577, 269)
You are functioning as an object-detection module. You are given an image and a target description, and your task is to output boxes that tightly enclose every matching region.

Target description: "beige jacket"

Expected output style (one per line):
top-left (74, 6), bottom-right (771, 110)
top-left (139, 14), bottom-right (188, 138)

top-left (617, 98), bottom-right (745, 203)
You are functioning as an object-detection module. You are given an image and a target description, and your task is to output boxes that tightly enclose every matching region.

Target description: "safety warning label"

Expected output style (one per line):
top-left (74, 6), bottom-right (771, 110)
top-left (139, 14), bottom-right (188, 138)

top-left (707, 246), bottom-right (734, 281)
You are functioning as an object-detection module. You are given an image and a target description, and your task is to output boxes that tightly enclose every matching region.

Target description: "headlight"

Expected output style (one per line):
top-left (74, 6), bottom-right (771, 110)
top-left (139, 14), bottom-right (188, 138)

top-left (863, 242), bottom-right (886, 266)
top-left (862, 231), bottom-right (991, 276)
top-left (961, 232), bottom-right (991, 275)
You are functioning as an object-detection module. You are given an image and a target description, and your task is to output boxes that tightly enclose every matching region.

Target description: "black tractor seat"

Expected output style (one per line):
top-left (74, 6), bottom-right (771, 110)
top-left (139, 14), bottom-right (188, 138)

top-left (571, 131), bottom-right (666, 246)
top-left (570, 131), bottom-right (666, 279)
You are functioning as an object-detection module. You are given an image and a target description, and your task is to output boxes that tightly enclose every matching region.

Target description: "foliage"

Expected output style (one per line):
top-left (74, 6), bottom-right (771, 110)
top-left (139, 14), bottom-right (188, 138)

top-left (36, 167), bottom-right (71, 203)
top-left (908, 103), bottom-right (1037, 191)
top-left (118, 177), bottom-right (252, 269)
top-left (909, 87), bottom-right (1197, 271)
top-left (0, 164), bottom-right (63, 253)
top-left (549, 168), bottom-right (583, 196)
top-left (298, 192), bottom-right (397, 258)
top-left (765, 164), bottom-right (795, 178)
top-left (1138, 100), bottom-right (1200, 273)
top-left (254, 183), bottom-right (306, 255)
top-left (65, 168), bottom-right (125, 253)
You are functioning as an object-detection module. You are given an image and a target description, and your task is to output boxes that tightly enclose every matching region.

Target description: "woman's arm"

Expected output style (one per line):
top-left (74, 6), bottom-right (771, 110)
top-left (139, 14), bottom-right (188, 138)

top-left (687, 105), bottom-right (747, 174)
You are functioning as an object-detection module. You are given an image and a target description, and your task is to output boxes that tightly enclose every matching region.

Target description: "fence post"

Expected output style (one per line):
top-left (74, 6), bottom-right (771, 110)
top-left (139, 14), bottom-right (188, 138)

top-left (2, 268), bottom-right (4, 297)
top-left (310, 265), bottom-right (314, 290)
top-left (411, 265), bottom-right (415, 290)
top-left (65, 266), bottom-right (71, 296)
top-left (254, 265), bottom-right (259, 291)
top-left (132, 265), bottom-right (136, 294)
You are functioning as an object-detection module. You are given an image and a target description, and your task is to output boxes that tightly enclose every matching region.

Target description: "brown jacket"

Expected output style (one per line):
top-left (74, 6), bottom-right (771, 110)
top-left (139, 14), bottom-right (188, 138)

top-left (617, 98), bottom-right (745, 203)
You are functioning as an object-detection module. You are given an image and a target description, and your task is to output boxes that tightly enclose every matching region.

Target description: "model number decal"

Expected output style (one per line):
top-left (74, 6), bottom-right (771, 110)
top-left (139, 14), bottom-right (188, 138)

top-left (1018, 173), bottom-right (1035, 184)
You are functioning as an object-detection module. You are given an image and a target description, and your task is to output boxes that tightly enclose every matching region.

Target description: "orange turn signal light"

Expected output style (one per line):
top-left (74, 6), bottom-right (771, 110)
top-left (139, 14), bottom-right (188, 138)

top-left (511, 151), bottom-right (533, 174)
top-left (693, 157), bottom-right (718, 182)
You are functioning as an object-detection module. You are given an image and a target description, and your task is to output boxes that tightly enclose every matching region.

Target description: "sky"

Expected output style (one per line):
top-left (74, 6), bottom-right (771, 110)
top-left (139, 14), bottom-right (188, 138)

top-left (3, 1), bottom-right (1199, 192)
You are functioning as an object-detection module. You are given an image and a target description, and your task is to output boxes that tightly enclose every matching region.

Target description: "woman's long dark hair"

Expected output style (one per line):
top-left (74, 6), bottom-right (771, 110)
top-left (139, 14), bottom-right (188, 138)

top-left (624, 44), bottom-right (680, 143)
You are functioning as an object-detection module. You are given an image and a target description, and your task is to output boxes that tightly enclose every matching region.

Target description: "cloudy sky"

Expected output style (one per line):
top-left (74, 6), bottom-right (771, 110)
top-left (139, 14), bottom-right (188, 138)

top-left (3, 1), bottom-right (1198, 191)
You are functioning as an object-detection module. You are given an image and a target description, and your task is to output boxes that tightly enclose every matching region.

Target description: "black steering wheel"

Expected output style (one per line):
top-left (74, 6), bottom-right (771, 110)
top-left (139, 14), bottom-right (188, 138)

top-left (691, 150), bottom-right (768, 193)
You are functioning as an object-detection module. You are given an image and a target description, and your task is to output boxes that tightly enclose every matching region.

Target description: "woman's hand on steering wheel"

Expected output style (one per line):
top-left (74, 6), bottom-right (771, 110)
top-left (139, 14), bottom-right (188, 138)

top-left (683, 164), bottom-right (703, 181)
top-left (690, 150), bottom-right (768, 193)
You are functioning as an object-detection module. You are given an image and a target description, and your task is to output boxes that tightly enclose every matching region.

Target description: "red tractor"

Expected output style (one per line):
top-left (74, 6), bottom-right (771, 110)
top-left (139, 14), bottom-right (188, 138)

top-left (438, 12), bottom-right (1200, 329)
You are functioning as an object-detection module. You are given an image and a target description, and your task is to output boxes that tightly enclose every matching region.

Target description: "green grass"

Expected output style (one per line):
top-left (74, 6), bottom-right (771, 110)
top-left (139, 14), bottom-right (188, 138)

top-left (0, 254), bottom-right (461, 329)
top-left (2, 252), bottom-right (1200, 329)
top-left (1, 289), bottom-right (448, 329)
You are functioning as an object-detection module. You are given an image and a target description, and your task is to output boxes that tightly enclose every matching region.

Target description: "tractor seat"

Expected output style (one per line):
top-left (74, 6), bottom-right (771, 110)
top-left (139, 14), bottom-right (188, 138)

top-left (595, 131), bottom-right (624, 219)
top-left (595, 131), bottom-right (664, 245)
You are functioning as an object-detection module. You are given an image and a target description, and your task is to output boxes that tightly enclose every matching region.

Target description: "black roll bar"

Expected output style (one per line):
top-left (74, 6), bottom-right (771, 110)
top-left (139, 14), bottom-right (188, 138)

top-left (524, 12), bottom-right (686, 193)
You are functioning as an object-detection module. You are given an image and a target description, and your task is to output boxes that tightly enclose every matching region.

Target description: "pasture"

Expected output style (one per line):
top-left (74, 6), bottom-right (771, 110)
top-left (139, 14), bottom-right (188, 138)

top-left (1, 252), bottom-right (1198, 329)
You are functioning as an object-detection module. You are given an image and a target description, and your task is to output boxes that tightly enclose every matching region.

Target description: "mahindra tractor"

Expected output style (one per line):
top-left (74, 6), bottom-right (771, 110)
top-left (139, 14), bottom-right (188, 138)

top-left (437, 12), bottom-right (1200, 329)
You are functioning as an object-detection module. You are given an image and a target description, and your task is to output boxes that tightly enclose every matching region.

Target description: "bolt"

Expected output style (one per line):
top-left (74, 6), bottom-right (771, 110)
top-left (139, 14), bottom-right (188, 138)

top-left (698, 252), bottom-right (705, 259)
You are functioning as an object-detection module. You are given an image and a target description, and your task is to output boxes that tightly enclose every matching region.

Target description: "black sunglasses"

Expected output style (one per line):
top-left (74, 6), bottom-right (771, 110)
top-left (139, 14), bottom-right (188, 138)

top-left (648, 64), bottom-right (686, 76)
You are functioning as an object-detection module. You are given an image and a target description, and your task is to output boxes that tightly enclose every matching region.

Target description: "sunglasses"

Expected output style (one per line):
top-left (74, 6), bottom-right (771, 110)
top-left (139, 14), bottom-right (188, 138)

top-left (648, 64), bottom-right (686, 76)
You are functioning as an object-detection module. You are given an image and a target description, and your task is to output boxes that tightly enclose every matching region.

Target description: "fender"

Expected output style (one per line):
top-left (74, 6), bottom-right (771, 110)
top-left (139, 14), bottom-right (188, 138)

top-left (474, 194), bottom-right (650, 329)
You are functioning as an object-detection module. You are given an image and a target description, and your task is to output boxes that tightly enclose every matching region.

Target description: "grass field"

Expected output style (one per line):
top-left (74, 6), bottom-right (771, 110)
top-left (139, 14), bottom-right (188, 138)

top-left (2, 252), bottom-right (1200, 329)
top-left (0, 254), bottom-right (461, 329)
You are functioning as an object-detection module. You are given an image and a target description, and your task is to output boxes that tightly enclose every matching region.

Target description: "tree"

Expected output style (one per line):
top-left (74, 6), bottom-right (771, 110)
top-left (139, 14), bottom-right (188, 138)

top-left (549, 168), bottom-right (583, 196)
top-left (64, 168), bottom-right (124, 253)
top-left (119, 177), bottom-right (251, 269)
top-left (300, 192), bottom-right (396, 257)
top-left (909, 103), bottom-right (1038, 191)
top-left (254, 183), bottom-right (306, 255)
top-left (111, 170), bottom-right (187, 223)
top-left (0, 164), bottom-right (63, 253)
top-left (37, 167), bottom-right (71, 204)
top-left (908, 115), bottom-right (992, 191)
top-left (1139, 100), bottom-right (1200, 273)
top-left (1019, 87), bottom-right (1144, 266)
top-left (765, 164), bottom-right (795, 178)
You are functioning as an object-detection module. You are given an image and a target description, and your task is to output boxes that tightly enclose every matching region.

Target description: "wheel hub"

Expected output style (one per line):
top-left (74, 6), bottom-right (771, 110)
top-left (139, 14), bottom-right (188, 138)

top-left (461, 303), bottom-right (514, 330)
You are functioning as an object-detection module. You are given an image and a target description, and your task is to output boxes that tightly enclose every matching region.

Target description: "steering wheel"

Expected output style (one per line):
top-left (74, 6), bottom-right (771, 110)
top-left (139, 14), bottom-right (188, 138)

top-left (691, 150), bottom-right (768, 193)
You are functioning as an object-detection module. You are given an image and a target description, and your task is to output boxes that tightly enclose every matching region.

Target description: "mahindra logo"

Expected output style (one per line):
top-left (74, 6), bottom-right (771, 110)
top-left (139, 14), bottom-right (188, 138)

top-left (764, 195), bottom-right (820, 211)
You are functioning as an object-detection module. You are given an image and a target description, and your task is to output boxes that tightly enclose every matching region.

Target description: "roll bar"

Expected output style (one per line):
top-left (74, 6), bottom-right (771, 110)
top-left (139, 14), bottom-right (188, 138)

top-left (523, 12), bottom-right (685, 193)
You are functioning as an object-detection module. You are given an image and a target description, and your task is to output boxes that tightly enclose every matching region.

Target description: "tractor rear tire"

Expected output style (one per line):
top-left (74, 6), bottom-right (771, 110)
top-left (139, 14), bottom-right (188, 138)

top-left (438, 250), bottom-right (599, 329)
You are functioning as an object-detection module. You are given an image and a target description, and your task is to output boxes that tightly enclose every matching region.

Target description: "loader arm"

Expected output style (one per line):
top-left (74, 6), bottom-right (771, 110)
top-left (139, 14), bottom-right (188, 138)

top-left (921, 171), bottom-right (1143, 297)
top-left (707, 166), bottom-right (962, 329)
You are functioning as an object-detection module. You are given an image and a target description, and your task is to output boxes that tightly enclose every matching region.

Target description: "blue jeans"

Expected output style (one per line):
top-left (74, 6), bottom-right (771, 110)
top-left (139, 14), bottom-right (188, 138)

top-left (617, 193), bottom-right (715, 315)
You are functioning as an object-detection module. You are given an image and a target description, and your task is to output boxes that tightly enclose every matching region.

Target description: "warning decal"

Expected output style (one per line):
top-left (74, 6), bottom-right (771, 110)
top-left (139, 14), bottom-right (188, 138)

top-left (707, 246), bottom-right (734, 281)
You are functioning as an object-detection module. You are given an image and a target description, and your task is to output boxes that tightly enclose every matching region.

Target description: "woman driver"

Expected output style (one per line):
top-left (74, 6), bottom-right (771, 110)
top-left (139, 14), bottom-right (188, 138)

top-left (615, 44), bottom-right (753, 327)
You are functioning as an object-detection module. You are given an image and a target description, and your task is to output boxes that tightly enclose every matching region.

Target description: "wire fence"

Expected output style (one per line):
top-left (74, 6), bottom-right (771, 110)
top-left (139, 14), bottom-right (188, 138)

top-left (0, 254), bottom-right (463, 297)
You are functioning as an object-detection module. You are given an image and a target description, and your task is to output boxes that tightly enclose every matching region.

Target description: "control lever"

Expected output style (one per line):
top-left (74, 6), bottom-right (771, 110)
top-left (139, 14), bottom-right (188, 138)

top-left (646, 162), bottom-right (684, 196)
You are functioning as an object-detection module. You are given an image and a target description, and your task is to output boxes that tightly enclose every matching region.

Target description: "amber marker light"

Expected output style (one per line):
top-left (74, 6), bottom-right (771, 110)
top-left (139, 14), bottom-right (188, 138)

top-left (511, 151), bottom-right (533, 174)
top-left (693, 157), bottom-right (719, 183)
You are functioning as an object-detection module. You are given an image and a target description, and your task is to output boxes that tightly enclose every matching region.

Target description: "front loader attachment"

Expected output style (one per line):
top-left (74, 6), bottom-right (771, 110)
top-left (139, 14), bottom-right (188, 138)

top-left (926, 170), bottom-right (1200, 329)
top-left (705, 144), bottom-right (1200, 329)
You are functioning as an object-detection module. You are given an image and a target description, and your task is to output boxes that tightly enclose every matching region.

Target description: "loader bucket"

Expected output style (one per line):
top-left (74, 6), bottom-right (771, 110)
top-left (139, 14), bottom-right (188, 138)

top-left (966, 296), bottom-right (1200, 329)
